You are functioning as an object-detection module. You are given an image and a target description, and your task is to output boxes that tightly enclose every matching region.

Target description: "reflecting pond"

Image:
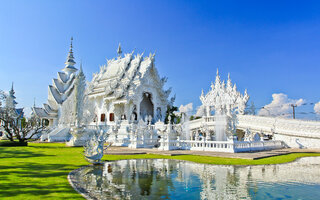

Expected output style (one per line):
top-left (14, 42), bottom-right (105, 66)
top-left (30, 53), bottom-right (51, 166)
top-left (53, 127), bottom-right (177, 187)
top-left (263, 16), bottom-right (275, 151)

top-left (69, 157), bottom-right (320, 200)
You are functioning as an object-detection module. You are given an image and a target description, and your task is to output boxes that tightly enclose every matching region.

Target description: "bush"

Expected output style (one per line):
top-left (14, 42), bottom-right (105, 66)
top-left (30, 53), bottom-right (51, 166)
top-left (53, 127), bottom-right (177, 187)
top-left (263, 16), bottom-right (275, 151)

top-left (0, 140), bottom-right (28, 146)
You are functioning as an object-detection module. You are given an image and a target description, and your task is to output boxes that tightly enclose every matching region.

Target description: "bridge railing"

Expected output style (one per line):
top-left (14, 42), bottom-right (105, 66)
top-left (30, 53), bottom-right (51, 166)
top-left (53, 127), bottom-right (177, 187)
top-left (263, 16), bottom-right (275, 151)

top-left (179, 140), bottom-right (235, 152)
top-left (233, 140), bottom-right (284, 152)
top-left (178, 139), bottom-right (285, 153)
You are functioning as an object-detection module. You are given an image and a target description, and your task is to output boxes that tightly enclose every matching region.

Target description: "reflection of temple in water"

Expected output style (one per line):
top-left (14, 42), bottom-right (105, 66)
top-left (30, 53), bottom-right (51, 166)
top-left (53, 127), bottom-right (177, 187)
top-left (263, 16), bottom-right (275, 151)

top-left (71, 157), bottom-right (320, 200)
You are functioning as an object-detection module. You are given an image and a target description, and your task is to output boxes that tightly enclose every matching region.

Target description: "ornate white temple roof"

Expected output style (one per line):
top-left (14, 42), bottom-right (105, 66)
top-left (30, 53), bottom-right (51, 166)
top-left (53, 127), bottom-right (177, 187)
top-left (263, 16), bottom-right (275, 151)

top-left (200, 69), bottom-right (249, 115)
top-left (88, 45), bottom-right (170, 104)
top-left (34, 38), bottom-right (78, 119)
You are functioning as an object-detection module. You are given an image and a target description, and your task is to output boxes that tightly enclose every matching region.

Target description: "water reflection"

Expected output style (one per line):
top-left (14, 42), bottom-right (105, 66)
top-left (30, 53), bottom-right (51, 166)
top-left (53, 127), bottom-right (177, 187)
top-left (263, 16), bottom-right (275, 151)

top-left (70, 157), bottom-right (320, 200)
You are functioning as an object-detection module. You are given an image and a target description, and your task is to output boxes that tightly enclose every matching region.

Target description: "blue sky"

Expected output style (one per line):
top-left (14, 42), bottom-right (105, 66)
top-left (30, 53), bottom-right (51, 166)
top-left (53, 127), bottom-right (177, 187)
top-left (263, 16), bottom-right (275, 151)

top-left (1, 0), bottom-right (320, 119)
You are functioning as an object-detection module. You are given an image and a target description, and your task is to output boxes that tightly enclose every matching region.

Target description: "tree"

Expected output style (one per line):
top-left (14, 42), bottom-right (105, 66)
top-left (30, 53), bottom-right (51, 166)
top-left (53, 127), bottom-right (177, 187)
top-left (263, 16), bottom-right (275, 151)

top-left (164, 105), bottom-right (178, 124)
top-left (0, 90), bottom-right (44, 143)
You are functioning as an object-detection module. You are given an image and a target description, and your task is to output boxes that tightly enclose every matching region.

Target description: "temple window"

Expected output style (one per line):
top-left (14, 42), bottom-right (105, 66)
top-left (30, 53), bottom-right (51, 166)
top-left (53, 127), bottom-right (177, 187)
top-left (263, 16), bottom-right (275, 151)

top-left (133, 112), bottom-right (137, 120)
top-left (109, 113), bottom-right (114, 122)
top-left (101, 114), bottom-right (106, 122)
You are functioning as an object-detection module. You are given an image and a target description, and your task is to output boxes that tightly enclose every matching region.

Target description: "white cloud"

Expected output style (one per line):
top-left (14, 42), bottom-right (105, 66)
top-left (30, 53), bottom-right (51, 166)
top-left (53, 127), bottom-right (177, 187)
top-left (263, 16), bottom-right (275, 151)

top-left (258, 93), bottom-right (305, 117)
top-left (22, 107), bottom-right (32, 118)
top-left (314, 102), bottom-right (320, 115)
top-left (177, 103), bottom-right (193, 115)
top-left (195, 105), bottom-right (205, 117)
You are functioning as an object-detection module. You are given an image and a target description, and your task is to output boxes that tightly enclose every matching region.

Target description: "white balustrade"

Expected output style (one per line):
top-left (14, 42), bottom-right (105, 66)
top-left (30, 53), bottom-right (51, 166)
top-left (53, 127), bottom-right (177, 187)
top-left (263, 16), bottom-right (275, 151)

top-left (178, 139), bottom-right (284, 153)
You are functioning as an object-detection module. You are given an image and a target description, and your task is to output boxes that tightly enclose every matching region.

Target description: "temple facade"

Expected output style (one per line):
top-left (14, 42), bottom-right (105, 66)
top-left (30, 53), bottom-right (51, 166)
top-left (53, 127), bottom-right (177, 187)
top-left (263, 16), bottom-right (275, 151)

top-left (33, 39), bottom-right (172, 144)
top-left (32, 38), bottom-right (320, 150)
top-left (88, 44), bottom-right (171, 125)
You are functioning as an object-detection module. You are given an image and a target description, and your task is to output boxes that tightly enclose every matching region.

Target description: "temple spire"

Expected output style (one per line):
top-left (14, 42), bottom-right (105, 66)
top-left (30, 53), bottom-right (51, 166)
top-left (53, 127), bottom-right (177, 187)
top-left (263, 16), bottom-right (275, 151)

top-left (62, 37), bottom-right (77, 74)
top-left (214, 68), bottom-right (221, 87)
top-left (79, 60), bottom-right (84, 76)
top-left (7, 82), bottom-right (17, 107)
top-left (227, 73), bottom-right (232, 90)
top-left (9, 82), bottom-right (16, 102)
top-left (70, 37), bottom-right (73, 49)
top-left (80, 60), bottom-right (83, 73)
top-left (9, 82), bottom-right (14, 96)
top-left (117, 43), bottom-right (122, 57)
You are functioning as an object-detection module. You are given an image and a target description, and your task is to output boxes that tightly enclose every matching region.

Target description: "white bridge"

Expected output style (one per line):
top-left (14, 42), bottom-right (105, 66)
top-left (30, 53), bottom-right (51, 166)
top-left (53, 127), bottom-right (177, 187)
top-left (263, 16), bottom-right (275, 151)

top-left (187, 115), bottom-right (320, 149)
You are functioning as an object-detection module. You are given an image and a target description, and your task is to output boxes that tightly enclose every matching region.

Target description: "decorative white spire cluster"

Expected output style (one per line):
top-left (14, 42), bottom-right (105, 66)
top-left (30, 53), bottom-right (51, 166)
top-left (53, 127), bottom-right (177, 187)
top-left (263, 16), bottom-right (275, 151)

top-left (73, 61), bottom-right (86, 127)
top-left (200, 69), bottom-right (249, 115)
top-left (5, 82), bottom-right (18, 109)
top-left (33, 38), bottom-right (79, 123)
top-left (62, 37), bottom-right (77, 75)
top-left (8, 82), bottom-right (17, 106)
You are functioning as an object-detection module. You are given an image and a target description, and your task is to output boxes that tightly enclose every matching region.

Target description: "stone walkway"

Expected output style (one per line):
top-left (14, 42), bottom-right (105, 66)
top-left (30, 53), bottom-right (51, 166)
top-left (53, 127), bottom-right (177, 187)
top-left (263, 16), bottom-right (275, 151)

top-left (105, 147), bottom-right (320, 160)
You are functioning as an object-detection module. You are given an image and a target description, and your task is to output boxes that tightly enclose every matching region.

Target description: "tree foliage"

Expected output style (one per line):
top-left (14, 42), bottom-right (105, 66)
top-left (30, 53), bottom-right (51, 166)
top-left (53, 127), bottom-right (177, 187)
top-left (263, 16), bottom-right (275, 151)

top-left (164, 105), bottom-right (178, 124)
top-left (0, 90), bottom-right (44, 143)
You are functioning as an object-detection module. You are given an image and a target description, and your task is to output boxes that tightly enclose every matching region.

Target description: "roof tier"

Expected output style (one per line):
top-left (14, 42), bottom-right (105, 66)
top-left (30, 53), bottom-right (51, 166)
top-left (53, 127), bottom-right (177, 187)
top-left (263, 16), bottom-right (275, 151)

top-left (88, 50), bottom-right (170, 104)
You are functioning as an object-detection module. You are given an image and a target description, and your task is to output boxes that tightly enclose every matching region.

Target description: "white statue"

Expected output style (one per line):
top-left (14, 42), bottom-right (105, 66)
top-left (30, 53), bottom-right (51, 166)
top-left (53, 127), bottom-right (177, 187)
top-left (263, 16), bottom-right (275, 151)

top-left (84, 130), bottom-right (110, 164)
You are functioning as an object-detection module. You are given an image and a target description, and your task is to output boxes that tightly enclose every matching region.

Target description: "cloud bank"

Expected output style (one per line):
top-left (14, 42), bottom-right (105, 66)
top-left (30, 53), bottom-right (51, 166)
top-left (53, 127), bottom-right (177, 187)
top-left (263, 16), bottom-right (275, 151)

top-left (258, 93), bottom-right (305, 117)
top-left (178, 103), bottom-right (193, 115)
top-left (314, 102), bottom-right (320, 115)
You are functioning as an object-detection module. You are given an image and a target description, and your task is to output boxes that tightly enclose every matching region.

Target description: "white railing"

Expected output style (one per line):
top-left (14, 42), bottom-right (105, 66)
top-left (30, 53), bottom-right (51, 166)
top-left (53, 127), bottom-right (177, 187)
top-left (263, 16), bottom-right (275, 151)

top-left (178, 139), bottom-right (285, 153)
top-left (203, 116), bottom-right (215, 122)
top-left (180, 140), bottom-right (235, 152)
top-left (233, 140), bottom-right (284, 152)
top-left (85, 125), bottom-right (109, 130)
top-left (129, 136), bottom-right (159, 149)
top-left (237, 115), bottom-right (320, 138)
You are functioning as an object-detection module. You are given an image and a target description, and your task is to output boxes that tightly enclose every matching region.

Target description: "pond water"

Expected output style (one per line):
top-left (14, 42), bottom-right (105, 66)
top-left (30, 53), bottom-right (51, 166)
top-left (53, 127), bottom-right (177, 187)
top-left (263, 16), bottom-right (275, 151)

top-left (69, 157), bottom-right (320, 200)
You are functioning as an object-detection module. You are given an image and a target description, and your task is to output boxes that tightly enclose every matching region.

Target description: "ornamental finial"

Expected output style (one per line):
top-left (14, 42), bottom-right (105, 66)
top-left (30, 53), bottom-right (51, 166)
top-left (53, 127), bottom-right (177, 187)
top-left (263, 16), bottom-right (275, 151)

top-left (70, 37), bottom-right (73, 50)
top-left (9, 82), bottom-right (15, 97)
top-left (117, 43), bottom-right (122, 57)
top-left (64, 37), bottom-right (76, 70)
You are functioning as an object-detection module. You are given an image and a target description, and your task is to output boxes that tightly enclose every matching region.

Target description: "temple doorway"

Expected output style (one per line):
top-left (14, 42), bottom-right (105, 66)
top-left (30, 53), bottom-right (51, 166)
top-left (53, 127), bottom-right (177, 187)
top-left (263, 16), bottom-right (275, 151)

top-left (140, 92), bottom-right (154, 121)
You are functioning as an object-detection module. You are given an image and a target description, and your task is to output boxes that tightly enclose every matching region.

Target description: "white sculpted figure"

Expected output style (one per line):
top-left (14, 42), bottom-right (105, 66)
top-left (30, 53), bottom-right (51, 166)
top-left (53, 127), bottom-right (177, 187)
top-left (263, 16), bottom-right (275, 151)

top-left (84, 130), bottom-right (110, 164)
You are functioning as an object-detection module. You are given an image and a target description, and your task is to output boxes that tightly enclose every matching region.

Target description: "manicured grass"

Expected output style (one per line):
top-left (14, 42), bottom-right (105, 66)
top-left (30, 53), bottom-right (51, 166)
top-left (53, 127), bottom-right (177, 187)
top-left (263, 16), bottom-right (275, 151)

top-left (0, 142), bottom-right (320, 199)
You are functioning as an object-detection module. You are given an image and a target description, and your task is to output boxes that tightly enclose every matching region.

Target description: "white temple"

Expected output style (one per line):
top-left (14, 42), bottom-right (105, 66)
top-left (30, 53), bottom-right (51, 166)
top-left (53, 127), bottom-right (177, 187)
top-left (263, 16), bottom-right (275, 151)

top-left (88, 44), bottom-right (171, 125)
top-left (33, 38), bottom-right (320, 150)
top-left (33, 39), bottom-right (173, 146)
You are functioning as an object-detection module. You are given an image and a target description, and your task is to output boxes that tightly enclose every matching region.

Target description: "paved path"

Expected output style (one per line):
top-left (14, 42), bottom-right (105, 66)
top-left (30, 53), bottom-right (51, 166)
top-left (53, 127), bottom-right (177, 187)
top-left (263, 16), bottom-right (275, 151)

top-left (105, 147), bottom-right (320, 160)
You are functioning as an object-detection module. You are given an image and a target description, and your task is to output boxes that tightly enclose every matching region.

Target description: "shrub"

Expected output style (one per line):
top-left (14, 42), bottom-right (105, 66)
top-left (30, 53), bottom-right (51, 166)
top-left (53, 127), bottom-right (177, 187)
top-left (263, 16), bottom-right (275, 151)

top-left (0, 140), bottom-right (28, 146)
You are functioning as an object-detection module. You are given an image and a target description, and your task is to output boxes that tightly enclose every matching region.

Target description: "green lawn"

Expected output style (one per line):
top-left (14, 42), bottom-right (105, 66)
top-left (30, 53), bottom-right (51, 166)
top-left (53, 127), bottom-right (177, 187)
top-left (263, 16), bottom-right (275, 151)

top-left (0, 142), bottom-right (320, 200)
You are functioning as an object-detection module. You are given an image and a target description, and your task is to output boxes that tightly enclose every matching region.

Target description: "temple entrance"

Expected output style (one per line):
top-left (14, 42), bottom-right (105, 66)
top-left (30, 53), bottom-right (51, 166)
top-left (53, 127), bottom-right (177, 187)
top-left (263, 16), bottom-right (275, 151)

top-left (140, 92), bottom-right (154, 121)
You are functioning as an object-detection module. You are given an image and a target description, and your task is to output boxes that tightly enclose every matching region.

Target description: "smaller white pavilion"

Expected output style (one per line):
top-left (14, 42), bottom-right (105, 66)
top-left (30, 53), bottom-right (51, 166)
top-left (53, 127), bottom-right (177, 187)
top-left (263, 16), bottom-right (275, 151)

top-left (199, 69), bottom-right (249, 117)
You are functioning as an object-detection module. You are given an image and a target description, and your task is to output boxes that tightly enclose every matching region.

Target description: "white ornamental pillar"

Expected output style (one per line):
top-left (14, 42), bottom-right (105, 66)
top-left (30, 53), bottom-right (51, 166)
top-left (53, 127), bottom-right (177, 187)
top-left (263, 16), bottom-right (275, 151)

top-left (206, 106), bottom-right (210, 116)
